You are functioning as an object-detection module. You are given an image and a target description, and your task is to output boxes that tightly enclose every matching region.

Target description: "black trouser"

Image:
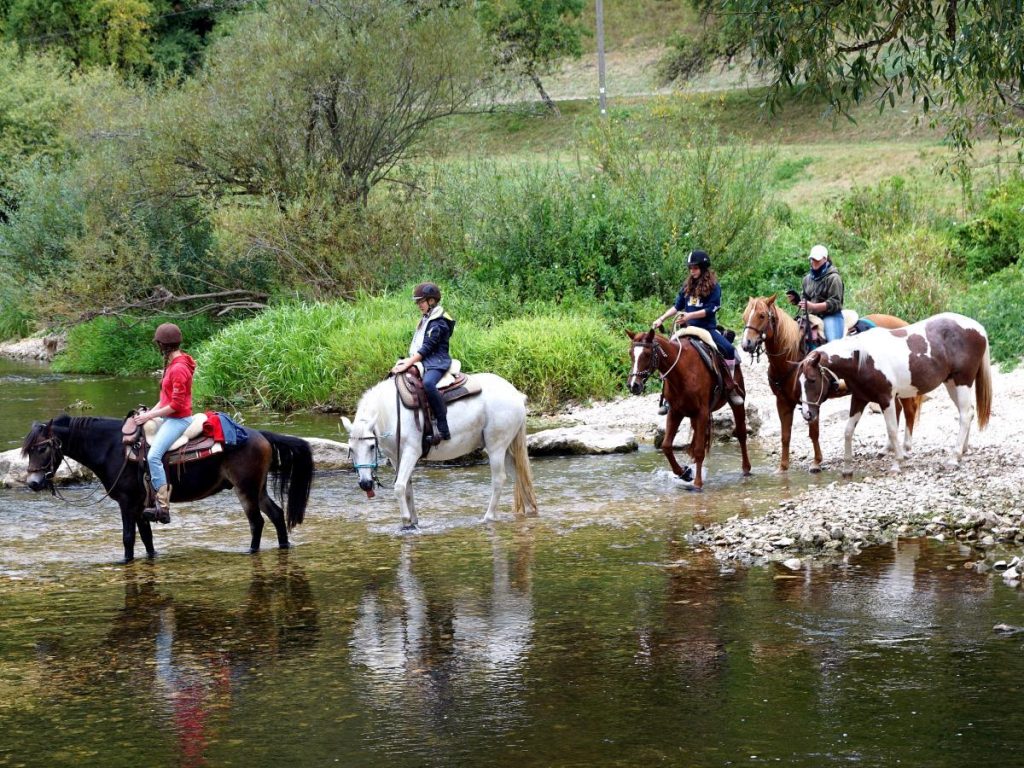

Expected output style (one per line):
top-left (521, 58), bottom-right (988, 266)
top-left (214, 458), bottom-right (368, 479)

top-left (423, 368), bottom-right (449, 434)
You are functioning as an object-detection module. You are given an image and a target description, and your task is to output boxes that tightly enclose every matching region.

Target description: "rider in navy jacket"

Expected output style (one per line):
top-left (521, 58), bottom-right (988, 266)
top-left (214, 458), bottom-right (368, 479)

top-left (390, 282), bottom-right (455, 441)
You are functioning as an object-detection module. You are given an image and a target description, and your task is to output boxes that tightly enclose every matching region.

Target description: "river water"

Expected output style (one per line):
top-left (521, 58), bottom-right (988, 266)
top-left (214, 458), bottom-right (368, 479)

top-left (3, 357), bottom-right (1024, 767)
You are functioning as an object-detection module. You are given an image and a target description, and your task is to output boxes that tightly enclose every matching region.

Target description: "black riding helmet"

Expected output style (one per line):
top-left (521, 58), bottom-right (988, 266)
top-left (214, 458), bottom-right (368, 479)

top-left (687, 249), bottom-right (711, 270)
top-left (412, 282), bottom-right (442, 302)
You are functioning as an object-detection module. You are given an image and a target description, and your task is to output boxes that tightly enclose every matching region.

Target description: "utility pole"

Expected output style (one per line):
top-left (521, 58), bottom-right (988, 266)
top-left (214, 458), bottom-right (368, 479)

top-left (595, 0), bottom-right (607, 116)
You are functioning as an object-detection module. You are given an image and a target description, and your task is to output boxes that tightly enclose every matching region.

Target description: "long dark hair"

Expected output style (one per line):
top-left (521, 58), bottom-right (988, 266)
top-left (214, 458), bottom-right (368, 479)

top-left (684, 268), bottom-right (719, 300)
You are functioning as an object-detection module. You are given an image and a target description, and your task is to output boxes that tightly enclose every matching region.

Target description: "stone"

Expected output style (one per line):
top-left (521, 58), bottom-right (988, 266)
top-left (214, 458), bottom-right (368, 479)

top-left (527, 427), bottom-right (637, 456)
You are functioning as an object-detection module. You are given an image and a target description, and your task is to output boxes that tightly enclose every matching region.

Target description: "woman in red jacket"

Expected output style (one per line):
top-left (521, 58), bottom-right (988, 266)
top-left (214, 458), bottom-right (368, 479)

top-left (132, 323), bottom-right (196, 523)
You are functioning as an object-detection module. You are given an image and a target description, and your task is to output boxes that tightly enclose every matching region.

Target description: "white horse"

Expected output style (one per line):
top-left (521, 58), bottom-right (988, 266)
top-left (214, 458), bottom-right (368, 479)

top-left (343, 373), bottom-right (539, 528)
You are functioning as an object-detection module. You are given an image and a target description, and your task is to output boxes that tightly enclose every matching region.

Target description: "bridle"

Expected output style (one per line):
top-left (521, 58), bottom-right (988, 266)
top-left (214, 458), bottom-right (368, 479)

top-left (629, 337), bottom-right (683, 390)
top-left (351, 430), bottom-right (385, 489)
top-left (742, 302), bottom-right (781, 362)
top-left (801, 363), bottom-right (841, 410)
top-left (24, 422), bottom-right (130, 505)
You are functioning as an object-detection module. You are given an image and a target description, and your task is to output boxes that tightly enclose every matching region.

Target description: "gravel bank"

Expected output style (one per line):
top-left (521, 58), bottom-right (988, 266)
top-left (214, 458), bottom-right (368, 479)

top-left (558, 354), bottom-right (1024, 567)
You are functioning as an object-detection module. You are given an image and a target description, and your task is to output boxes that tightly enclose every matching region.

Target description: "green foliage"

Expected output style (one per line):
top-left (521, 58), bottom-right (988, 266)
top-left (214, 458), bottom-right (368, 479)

top-left (0, 162), bottom-right (84, 277)
top-left (832, 176), bottom-right (920, 242)
top-left (195, 297), bottom-right (626, 412)
top-left (52, 314), bottom-right (221, 375)
top-left (0, 271), bottom-right (34, 340)
top-left (955, 176), bottom-right (1024, 278)
top-left (850, 229), bottom-right (961, 322)
top-left (955, 263), bottom-right (1024, 370)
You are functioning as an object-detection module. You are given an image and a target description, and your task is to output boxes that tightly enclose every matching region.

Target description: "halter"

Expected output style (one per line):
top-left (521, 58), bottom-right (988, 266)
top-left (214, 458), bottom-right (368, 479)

top-left (802, 364), bottom-right (841, 409)
top-left (742, 302), bottom-right (780, 363)
top-left (629, 337), bottom-right (683, 389)
top-left (351, 432), bottom-right (384, 489)
top-left (25, 422), bottom-right (130, 505)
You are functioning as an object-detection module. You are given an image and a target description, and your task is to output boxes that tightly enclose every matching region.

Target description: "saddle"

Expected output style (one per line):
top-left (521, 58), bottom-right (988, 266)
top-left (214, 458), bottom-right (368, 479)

top-left (393, 360), bottom-right (482, 452)
top-left (121, 411), bottom-right (223, 467)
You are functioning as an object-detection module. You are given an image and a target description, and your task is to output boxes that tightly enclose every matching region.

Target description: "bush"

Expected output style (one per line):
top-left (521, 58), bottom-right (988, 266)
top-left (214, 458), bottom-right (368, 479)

top-left (53, 315), bottom-right (223, 375)
top-left (955, 263), bottom-right (1024, 369)
top-left (954, 175), bottom-right (1024, 278)
top-left (849, 229), bottom-right (961, 322)
top-left (195, 297), bottom-right (628, 412)
top-left (833, 176), bottom-right (919, 242)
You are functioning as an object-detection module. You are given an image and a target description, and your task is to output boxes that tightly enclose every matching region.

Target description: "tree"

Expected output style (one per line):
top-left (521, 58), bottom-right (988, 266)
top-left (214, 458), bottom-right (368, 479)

top-left (671, 0), bottom-right (1024, 175)
top-left (478, 0), bottom-right (585, 114)
top-left (159, 0), bottom-right (488, 204)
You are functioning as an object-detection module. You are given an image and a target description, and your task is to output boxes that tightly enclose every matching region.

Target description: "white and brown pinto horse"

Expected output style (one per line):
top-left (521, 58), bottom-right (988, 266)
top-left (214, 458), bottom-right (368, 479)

top-left (741, 295), bottom-right (922, 473)
top-left (797, 312), bottom-right (992, 477)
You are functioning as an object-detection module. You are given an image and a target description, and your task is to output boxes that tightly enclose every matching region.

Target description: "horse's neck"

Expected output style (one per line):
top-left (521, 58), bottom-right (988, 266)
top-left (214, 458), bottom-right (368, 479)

top-left (656, 337), bottom-right (683, 371)
top-left (766, 311), bottom-right (804, 369)
top-left (57, 419), bottom-right (120, 475)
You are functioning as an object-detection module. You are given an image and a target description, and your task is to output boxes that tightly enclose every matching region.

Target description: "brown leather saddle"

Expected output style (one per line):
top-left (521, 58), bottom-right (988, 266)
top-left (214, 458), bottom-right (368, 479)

top-left (121, 413), bottom-right (221, 467)
top-left (393, 368), bottom-right (482, 450)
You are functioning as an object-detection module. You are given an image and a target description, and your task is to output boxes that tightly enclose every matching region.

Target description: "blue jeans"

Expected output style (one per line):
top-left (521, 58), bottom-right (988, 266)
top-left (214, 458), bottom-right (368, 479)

top-left (822, 313), bottom-right (844, 342)
top-left (148, 416), bottom-right (193, 491)
top-left (422, 368), bottom-right (448, 431)
top-left (708, 327), bottom-right (735, 360)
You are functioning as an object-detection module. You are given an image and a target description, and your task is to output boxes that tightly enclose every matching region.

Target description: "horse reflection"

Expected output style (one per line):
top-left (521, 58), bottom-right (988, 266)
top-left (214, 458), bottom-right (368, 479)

top-left (350, 532), bottom-right (534, 729)
top-left (33, 554), bottom-right (319, 767)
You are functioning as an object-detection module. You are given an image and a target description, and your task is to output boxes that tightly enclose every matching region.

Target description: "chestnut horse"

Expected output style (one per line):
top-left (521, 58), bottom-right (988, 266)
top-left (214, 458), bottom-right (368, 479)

top-left (741, 295), bottom-right (922, 472)
top-left (798, 312), bottom-right (991, 477)
top-left (626, 329), bottom-right (751, 490)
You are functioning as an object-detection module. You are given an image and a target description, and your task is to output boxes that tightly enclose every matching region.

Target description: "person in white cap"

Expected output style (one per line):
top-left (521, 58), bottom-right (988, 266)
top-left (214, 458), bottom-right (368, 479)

top-left (799, 244), bottom-right (845, 342)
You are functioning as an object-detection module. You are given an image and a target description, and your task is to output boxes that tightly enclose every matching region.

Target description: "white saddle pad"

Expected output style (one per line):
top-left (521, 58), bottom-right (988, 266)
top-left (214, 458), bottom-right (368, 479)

top-left (671, 326), bottom-right (715, 348)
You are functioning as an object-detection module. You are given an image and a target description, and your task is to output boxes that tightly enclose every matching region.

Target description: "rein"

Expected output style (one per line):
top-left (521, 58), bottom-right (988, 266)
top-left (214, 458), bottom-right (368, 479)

top-left (630, 337), bottom-right (683, 388)
top-left (802, 364), bottom-right (841, 409)
top-left (29, 428), bottom-right (132, 507)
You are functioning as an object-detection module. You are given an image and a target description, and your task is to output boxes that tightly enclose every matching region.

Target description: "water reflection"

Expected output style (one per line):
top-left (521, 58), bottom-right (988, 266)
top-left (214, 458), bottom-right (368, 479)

top-left (27, 553), bottom-right (318, 767)
top-left (350, 529), bottom-right (534, 739)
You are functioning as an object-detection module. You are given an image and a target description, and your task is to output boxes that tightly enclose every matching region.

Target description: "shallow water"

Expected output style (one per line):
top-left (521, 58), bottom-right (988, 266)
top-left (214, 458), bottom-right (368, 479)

top-left (3, 360), bottom-right (1024, 767)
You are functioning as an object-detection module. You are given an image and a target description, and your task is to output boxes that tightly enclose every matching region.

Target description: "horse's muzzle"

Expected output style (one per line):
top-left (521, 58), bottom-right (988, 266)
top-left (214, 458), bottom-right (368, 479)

top-left (25, 472), bottom-right (50, 492)
top-left (800, 404), bottom-right (819, 423)
top-left (628, 379), bottom-right (645, 396)
top-left (358, 477), bottom-right (375, 493)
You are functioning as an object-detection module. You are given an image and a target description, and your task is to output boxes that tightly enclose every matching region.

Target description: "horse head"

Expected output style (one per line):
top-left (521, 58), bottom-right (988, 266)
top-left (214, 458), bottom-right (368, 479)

top-left (342, 415), bottom-right (381, 497)
top-left (626, 329), bottom-right (660, 395)
top-left (741, 295), bottom-right (778, 356)
top-left (797, 351), bottom-right (840, 422)
top-left (21, 419), bottom-right (63, 492)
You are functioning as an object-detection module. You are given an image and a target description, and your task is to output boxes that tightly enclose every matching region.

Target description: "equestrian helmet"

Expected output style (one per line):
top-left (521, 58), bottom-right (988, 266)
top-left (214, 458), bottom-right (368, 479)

top-left (687, 249), bottom-right (711, 269)
top-left (412, 282), bottom-right (441, 302)
top-left (153, 323), bottom-right (183, 345)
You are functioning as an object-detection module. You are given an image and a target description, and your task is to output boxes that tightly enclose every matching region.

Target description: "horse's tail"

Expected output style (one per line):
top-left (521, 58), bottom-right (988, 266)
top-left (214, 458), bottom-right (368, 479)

top-left (975, 345), bottom-right (992, 430)
top-left (261, 431), bottom-right (314, 529)
top-left (510, 421), bottom-right (538, 517)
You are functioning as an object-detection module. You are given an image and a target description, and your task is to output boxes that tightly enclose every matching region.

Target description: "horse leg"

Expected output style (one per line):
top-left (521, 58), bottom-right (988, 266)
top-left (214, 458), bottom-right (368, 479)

top-left (393, 451), bottom-right (420, 529)
top-left (259, 487), bottom-right (290, 549)
top-left (944, 380), bottom-right (975, 463)
top-left (808, 413), bottom-right (823, 473)
top-left (777, 397), bottom-right (795, 473)
top-left (136, 512), bottom-right (156, 559)
top-left (482, 445), bottom-right (509, 522)
top-left (730, 400), bottom-right (752, 476)
top-left (234, 484), bottom-right (265, 553)
top-left (901, 396), bottom-right (921, 454)
top-left (880, 400), bottom-right (904, 473)
top-left (661, 410), bottom-right (690, 478)
top-left (120, 505), bottom-right (138, 563)
top-left (690, 413), bottom-right (708, 491)
top-left (842, 398), bottom-right (869, 478)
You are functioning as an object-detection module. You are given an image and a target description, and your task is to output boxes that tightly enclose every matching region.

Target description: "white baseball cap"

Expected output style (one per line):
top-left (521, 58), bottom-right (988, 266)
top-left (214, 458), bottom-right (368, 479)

top-left (809, 244), bottom-right (829, 261)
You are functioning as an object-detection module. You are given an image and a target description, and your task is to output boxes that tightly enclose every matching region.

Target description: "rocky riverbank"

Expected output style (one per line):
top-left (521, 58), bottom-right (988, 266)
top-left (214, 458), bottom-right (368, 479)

top-left (558, 354), bottom-right (1024, 570)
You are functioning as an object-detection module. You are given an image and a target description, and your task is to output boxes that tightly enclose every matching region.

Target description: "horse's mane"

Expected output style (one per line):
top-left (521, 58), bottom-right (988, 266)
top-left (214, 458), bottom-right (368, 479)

top-left (748, 296), bottom-right (804, 360)
top-left (21, 414), bottom-right (122, 456)
top-left (354, 379), bottom-right (396, 433)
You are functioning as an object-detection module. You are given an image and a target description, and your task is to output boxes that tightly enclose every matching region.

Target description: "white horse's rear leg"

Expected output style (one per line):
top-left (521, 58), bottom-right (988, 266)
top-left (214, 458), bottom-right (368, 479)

top-left (483, 445), bottom-right (509, 522)
top-left (945, 380), bottom-right (975, 462)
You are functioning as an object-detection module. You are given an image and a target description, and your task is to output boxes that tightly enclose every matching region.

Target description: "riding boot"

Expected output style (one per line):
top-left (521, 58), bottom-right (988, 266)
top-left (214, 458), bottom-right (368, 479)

top-left (141, 477), bottom-right (160, 522)
top-left (657, 387), bottom-right (669, 415)
top-left (425, 388), bottom-right (451, 442)
top-left (154, 484), bottom-right (172, 524)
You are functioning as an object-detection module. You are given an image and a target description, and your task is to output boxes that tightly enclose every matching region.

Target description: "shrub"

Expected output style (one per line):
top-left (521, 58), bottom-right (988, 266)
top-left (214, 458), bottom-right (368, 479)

top-left (53, 315), bottom-right (222, 375)
top-left (954, 175), bottom-right (1024, 278)
top-left (833, 176), bottom-right (919, 242)
top-left (849, 229), bottom-right (961, 322)
top-left (955, 263), bottom-right (1024, 369)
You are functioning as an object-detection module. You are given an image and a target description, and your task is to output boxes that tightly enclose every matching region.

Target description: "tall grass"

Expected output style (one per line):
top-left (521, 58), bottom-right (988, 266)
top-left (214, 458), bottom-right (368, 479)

top-left (195, 298), bottom-right (628, 412)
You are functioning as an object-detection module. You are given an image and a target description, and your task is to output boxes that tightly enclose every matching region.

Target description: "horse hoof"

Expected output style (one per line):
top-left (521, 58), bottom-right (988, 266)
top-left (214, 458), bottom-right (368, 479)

top-left (841, 471), bottom-right (854, 479)
top-left (400, 524), bottom-right (419, 533)
top-left (809, 466), bottom-right (822, 474)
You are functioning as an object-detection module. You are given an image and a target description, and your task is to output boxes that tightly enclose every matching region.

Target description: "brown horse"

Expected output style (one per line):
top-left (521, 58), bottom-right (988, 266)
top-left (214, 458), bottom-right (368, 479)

top-left (741, 295), bottom-right (923, 472)
top-left (626, 329), bottom-right (752, 490)
top-left (22, 414), bottom-right (314, 562)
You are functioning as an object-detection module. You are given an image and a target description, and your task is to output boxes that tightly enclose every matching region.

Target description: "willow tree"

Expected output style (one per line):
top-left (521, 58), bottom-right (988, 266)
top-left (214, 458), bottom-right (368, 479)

top-left (164, 0), bottom-right (488, 205)
top-left (669, 0), bottom-right (1024, 175)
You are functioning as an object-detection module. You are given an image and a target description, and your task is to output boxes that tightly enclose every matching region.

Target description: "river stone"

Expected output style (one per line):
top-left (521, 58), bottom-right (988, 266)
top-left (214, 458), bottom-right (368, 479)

top-left (527, 427), bottom-right (637, 456)
top-left (0, 447), bottom-right (93, 488)
top-left (306, 437), bottom-right (351, 469)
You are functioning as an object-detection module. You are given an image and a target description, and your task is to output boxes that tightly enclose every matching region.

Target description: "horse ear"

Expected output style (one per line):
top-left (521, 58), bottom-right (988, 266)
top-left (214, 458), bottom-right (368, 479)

top-left (644, 329), bottom-right (655, 342)
top-left (341, 416), bottom-right (353, 432)
top-left (624, 329), bottom-right (635, 340)
top-left (767, 294), bottom-right (777, 307)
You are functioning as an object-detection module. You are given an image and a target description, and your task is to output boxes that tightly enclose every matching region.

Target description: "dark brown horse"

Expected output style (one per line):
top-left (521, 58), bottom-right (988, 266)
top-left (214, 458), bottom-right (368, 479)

top-left (741, 295), bottom-right (923, 473)
top-left (22, 414), bottom-right (313, 562)
top-left (626, 329), bottom-right (752, 490)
